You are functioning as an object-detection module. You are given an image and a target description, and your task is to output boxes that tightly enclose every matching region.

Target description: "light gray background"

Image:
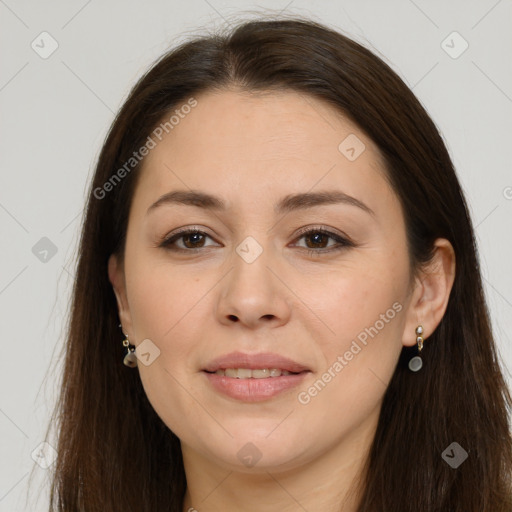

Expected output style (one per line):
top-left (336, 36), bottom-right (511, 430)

top-left (1, 1), bottom-right (511, 510)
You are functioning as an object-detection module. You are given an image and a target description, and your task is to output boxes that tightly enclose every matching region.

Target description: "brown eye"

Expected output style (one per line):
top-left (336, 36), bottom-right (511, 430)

top-left (303, 231), bottom-right (331, 249)
top-left (292, 227), bottom-right (354, 256)
top-left (159, 229), bottom-right (217, 251)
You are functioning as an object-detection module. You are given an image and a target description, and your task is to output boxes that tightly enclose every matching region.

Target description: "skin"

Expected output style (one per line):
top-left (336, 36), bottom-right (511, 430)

top-left (109, 89), bottom-right (456, 512)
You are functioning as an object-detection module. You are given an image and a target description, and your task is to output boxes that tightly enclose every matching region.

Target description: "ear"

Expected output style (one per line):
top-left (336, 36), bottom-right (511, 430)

top-left (108, 253), bottom-right (134, 339)
top-left (402, 238), bottom-right (456, 347)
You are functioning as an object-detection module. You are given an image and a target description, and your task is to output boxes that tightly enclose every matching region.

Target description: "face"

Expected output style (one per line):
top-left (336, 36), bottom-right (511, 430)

top-left (109, 89), bottom-right (420, 474)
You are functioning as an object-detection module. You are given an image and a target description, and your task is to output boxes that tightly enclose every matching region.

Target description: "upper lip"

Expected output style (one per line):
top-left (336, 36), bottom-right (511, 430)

top-left (203, 351), bottom-right (310, 373)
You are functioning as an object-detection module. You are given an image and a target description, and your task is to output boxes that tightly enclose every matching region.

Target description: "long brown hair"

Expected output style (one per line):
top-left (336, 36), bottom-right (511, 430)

top-left (42, 16), bottom-right (512, 511)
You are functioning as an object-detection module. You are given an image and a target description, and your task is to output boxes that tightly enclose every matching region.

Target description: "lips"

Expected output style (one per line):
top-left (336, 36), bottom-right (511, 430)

top-left (212, 368), bottom-right (293, 378)
top-left (202, 351), bottom-right (311, 402)
top-left (202, 351), bottom-right (310, 374)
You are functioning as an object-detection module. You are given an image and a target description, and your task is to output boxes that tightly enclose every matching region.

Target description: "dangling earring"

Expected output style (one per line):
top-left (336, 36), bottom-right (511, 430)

top-left (119, 324), bottom-right (137, 368)
top-left (408, 325), bottom-right (424, 372)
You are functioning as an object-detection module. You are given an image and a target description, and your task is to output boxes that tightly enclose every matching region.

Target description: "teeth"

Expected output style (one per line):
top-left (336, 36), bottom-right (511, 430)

top-left (237, 368), bottom-right (252, 379)
top-left (251, 369), bottom-right (270, 379)
top-left (212, 368), bottom-right (294, 378)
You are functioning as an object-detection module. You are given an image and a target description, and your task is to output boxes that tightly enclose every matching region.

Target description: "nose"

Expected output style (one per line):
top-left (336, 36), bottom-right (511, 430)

top-left (215, 242), bottom-right (292, 330)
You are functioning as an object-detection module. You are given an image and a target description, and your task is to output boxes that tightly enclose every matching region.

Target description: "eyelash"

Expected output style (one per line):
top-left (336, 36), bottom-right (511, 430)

top-left (157, 226), bottom-right (354, 257)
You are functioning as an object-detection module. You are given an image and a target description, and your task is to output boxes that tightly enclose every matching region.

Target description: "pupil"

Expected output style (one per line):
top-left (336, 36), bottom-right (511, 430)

top-left (186, 233), bottom-right (202, 247)
top-left (309, 233), bottom-right (325, 248)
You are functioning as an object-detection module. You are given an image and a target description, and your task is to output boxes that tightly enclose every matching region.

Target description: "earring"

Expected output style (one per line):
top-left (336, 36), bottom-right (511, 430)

top-left (408, 325), bottom-right (424, 372)
top-left (119, 324), bottom-right (137, 368)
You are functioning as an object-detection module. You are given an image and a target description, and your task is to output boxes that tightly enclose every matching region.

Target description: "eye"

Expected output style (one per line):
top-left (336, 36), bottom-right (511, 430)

top-left (158, 227), bottom-right (217, 252)
top-left (291, 227), bottom-right (354, 256)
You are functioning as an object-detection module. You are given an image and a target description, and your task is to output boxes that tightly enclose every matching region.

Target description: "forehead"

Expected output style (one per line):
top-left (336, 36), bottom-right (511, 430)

top-left (132, 88), bottom-right (395, 219)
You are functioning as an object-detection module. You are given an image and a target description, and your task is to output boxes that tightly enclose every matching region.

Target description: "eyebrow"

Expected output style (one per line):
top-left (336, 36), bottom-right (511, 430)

top-left (146, 189), bottom-right (375, 217)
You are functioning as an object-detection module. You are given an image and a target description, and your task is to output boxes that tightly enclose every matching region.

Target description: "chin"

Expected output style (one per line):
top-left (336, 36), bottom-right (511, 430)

top-left (200, 427), bottom-right (310, 473)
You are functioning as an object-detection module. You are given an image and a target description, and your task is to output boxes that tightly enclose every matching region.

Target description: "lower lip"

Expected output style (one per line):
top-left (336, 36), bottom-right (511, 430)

top-left (203, 371), bottom-right (309, 402)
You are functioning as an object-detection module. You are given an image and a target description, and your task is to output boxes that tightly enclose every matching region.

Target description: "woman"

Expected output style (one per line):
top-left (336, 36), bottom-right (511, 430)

top-left (44, 17), bottom-right (512, 511)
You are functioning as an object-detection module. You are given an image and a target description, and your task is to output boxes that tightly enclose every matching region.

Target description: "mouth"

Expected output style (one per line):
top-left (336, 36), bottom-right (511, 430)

top-left (202, 352), bottom-right (311, 401)
top-left (204, 368), bottom-right (300, 378)
top-left (202, 351), bottom-right (310, 374)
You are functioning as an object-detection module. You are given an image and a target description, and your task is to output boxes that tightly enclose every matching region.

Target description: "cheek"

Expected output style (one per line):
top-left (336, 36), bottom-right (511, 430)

top-left (305, 254), bottom-right (408, 401)
top-left (126, 251), bottom-right (196, 337)
top-left (125, 254), bottom-right (208, 388)
top-left (124, 260), bottom-right (205, 434)
top-left (315, 256), bottom-right (406, 343)
top-left (127, 274), bottom-right (172, 338)
top-left (291, 277), bottom-right (406, 456)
